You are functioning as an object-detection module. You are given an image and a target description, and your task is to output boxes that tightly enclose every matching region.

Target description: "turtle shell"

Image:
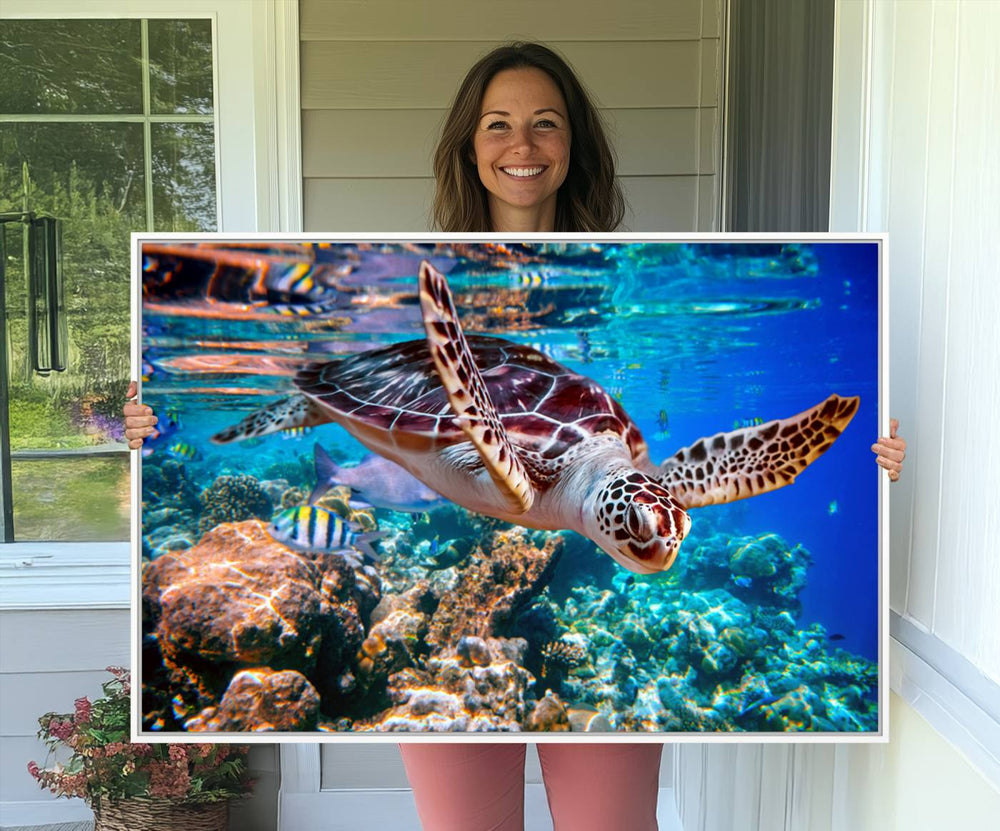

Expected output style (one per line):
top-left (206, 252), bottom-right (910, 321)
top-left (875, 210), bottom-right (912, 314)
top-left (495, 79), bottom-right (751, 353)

top-left (295, 335), bottom-right (647, 462)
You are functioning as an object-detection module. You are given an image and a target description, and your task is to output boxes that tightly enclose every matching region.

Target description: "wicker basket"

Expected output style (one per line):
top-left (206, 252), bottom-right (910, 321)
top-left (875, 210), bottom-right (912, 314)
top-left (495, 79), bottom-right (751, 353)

top-left (93, 798), bottom-right (229, 831)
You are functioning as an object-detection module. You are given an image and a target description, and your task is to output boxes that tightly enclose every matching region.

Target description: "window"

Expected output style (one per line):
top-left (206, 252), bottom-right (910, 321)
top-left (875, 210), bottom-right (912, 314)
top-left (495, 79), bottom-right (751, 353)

top-left (1, 18), bottom-right (218, 541)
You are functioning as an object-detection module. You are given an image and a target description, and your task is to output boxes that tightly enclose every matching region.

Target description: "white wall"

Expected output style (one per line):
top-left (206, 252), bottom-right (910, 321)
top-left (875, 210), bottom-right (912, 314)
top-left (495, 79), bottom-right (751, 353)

top-left (833, 693), bottom-right (1000, 829)
top-left (825, 2), bottom-right (1000, 823)
top-left (856, 0), bottom-right (1000, 682)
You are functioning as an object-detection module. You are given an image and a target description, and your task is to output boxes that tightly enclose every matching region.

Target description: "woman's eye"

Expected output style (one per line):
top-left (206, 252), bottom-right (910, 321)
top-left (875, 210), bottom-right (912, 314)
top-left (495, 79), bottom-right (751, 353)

top-left (486, 120), bottom-right (509, 130)
top-left (536, 119), bottom-right (558, 128)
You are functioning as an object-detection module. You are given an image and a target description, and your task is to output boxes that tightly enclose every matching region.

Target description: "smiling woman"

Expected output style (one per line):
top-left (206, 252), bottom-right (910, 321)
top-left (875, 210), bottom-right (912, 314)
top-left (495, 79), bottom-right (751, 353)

top-left (432, 42), bottom-right (625, 232)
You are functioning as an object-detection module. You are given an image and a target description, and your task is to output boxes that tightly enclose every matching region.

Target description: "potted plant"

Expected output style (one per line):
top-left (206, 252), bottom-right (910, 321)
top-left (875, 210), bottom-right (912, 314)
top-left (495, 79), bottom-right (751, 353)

top-left (28, 666), bottom-right (253, 830)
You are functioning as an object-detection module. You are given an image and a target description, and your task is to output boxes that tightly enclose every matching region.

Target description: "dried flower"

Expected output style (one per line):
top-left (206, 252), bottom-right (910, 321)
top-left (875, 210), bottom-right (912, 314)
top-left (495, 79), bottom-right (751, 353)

top-left (28, 668), bottom-right (252, 808)
top-left (74, 697), bottom-right (92, 724)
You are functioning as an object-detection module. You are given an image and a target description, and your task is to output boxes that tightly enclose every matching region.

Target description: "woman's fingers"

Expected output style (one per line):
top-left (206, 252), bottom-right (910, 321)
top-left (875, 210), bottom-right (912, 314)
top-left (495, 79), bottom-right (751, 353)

top-left (124, 381), bottom-right (154, 449)
top-left (871, 440), bottom-right (905, 463)
top-left (871, 419), bottom-right (906, 482)
top-left (872, 418), bottom-right (906, 482)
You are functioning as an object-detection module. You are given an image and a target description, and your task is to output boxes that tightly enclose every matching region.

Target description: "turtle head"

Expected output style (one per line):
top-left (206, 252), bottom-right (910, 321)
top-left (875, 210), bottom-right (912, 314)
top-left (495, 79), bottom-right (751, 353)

top-left (585, 471), bottom-right (691, 574)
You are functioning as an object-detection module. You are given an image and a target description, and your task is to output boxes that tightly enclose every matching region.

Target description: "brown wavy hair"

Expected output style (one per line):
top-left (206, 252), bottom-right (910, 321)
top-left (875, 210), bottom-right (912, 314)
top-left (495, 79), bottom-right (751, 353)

top-left (432, 42), bottom-right (626, 232)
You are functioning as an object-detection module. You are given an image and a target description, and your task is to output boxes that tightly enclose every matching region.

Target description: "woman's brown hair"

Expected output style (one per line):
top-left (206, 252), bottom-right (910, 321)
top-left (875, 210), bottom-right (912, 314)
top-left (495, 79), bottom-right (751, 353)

top-left (432, 42), bottom-right (626, 233)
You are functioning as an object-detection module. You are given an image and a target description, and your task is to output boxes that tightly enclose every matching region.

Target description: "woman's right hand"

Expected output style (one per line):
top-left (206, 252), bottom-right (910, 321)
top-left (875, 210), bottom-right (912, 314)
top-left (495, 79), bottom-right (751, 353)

top-left (123, 380), bottom-right (157, 450)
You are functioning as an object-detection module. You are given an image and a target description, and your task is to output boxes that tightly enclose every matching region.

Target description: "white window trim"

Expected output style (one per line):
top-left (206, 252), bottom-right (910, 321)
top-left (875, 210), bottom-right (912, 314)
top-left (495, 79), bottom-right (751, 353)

top-left (0, 0), bottom-right (302, 611)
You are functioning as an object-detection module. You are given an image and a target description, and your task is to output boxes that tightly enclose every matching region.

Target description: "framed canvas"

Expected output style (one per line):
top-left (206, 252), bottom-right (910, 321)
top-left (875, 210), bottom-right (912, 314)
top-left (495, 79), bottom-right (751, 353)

top-left (132, 233), bottom-right (887, 741)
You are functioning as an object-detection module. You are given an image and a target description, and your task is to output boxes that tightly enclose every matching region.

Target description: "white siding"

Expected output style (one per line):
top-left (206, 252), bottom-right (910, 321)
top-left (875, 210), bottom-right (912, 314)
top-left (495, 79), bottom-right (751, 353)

top-left (300, 0), bottom-right (723, 231)
top-left (0, 609), bottom-right (131, 808)
top-left (850, 0), bottom-right (1000, 680)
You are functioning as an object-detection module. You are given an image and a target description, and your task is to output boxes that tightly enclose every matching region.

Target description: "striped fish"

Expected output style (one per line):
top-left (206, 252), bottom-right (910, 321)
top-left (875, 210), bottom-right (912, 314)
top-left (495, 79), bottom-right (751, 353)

top-left (166, 441), bottom-right (200, 461)
top-left (268, 506), bottom-right (383, 559)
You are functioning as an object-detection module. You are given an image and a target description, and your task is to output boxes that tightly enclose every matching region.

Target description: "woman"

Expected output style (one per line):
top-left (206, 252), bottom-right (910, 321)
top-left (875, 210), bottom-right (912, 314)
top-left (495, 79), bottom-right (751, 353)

top-left (125, 42), bottom-right (906, 831)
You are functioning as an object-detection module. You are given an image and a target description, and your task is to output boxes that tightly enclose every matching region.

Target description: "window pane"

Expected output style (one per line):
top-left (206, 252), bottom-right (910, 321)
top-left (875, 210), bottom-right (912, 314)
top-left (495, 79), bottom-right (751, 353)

top-left (152, 123), bottom-right (218, 231)
top-left (0, 20), bottom-right (142, 114)
top-left (148, 19), bottom-right (215, 115)
top-left (1, 17), bottom-right (218, 543)
top-left (2, 123), bottom-right (143, 542)
top-left (11, 457), bottom-right (130, 542)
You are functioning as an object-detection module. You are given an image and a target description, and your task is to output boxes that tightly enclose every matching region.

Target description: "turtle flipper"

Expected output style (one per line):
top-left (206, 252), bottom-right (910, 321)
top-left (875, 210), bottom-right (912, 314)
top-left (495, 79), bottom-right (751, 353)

top-left (418, 261), bottom-right (534, 514)
top-left (657, 394), bottom-right (860, 508)
top-left (210, 394), bottom-right (330, 444)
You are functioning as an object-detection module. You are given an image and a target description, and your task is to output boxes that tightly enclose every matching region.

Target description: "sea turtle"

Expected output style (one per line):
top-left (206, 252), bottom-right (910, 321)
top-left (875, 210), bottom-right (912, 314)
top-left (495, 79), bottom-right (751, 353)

top-left (212, 262), bottom-right (859, 574)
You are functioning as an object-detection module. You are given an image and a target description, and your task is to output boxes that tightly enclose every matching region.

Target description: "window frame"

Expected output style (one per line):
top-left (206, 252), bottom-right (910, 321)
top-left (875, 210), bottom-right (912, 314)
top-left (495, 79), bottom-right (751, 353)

top-left (0, 0), bottom-right (302, 610)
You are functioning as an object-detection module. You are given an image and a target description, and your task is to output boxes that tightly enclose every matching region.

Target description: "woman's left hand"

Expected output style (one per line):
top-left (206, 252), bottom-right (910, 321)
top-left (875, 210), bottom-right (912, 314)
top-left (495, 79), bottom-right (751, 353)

top-left (872, 418), bottom-right (906, 482)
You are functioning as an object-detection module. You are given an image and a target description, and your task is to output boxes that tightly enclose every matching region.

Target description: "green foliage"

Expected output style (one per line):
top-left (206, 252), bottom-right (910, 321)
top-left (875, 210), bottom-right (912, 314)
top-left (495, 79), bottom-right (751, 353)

top-left (28, 668), bottom-right (253, 808)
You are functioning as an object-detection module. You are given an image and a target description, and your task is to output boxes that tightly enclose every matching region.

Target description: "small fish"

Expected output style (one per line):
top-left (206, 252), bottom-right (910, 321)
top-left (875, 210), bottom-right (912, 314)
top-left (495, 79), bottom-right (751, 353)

top-left (140, 413), bottom-right (181, 458)
top-left (165, 406), bottom-right (183, 427)
top-left (267, 261), bottom-right (321, 297)
top-left (828, 633), bottom-right (846, 642)
top-left (732, 575), bottom-right (753, 589)
top-left (310, 444), bottom-right (447, 513)
top-left (736, 693), bottom-right (781, 719)
top-left (270, 301), bottom-right (339, 317)
top-left (827, 500), bottom-right (839, 515)
top-left (281, 426), bottom-right (314, 439)
top-left (166, 441), bottom-right (200, 461)
top-left (733, 416), bottom-right (764, 429)
top-left (515, 271), bottom-right (550, 288)
top-left (269, 506), bottom-right (383, 559)
top-left (654, 409), bottom-right (670, 439)
top-left (419, 537), bottom-right (472, 571)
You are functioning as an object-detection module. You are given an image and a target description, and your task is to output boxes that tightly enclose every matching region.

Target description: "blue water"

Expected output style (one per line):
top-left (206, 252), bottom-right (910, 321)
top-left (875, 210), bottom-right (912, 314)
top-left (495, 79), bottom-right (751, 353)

top-left (142, 240), bottom-right (880, 665)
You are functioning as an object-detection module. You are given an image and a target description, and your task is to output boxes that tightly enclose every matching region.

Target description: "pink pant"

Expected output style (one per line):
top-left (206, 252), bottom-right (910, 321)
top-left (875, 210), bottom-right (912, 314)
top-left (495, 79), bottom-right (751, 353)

top-left (399, 743), bottom-right (662, 831)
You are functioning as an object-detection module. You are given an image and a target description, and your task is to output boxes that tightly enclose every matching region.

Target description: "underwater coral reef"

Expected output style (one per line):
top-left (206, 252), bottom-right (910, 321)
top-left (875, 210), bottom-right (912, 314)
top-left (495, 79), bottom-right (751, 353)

top-left (140, 462), bottom-right (877, 734)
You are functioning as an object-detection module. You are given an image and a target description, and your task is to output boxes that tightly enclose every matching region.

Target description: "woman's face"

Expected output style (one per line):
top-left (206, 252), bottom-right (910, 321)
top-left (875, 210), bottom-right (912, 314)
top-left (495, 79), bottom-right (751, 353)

top-left (471, 67), bottom-right (571, 230)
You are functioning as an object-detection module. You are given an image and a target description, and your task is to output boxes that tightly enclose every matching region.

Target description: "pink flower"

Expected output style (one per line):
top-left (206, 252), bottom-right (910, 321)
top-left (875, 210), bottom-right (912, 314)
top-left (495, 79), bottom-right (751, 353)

top-left (148, 760), bottom-right (191, 799)
top-left (74, 697), bottom-right (92, 724)
top-left (27, 761), bottom-right (40, 780)
top-left (168, 744), bottom-right (188, 763)
top-left (48, 719), bottom-right (74, 741)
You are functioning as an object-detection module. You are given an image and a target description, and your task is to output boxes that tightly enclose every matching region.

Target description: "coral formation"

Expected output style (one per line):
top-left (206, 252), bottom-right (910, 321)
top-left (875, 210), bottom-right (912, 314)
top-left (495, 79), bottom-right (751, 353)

top-left (142, 501), bottom-right (877, 734)
top-left (142, 520), bottom-right (378, 727)
top-left (197, 474), bottom-right (273, 535)
top-left (426, 527), bottom-right (563, 648)
top-left (355, 638), bottom-right (532, 732)
top-left (186, 668), bottom-right (321, 731)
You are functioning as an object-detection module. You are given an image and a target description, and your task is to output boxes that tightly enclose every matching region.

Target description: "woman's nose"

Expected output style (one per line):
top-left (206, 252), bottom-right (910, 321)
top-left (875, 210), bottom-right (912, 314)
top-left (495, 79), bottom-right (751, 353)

top-left (509, 124), bottom-right (535, 153)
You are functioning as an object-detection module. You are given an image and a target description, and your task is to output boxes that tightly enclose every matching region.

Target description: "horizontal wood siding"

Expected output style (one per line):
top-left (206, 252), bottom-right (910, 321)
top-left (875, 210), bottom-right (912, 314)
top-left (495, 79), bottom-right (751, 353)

top-left (0, 609), bottom-right (130, 804)
top-left (301, 0), bottom-right (722, 232)
top-left (303, 108), bottom-right (716, 178)
top-left (302, 41), bottom-right (703, 110)
top-left (300, 0), bottom-right (704, 42)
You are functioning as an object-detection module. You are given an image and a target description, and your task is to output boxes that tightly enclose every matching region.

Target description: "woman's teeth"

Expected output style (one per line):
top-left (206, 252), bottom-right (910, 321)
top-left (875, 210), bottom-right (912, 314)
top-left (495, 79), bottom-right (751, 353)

top-left (502, 167), bottom-right (544, 177)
